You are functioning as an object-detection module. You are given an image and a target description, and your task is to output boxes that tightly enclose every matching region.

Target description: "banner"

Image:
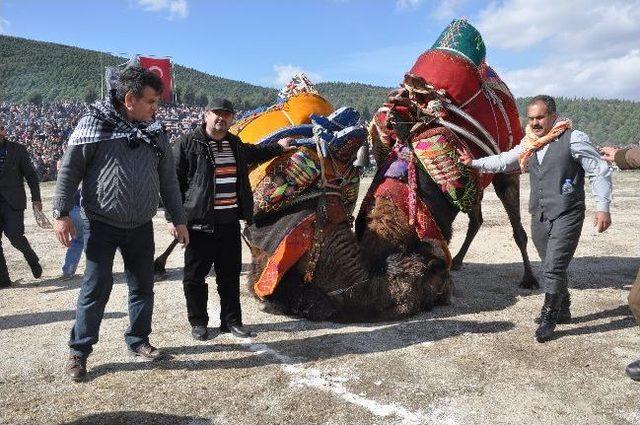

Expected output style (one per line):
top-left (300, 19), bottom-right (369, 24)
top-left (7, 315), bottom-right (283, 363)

top-left (138, 56), bottom-right (173, 103)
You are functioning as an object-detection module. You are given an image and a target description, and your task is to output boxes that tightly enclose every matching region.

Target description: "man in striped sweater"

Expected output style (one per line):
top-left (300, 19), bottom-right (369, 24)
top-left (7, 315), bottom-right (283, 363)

top-left (171, 98), bottom-right (291, 341)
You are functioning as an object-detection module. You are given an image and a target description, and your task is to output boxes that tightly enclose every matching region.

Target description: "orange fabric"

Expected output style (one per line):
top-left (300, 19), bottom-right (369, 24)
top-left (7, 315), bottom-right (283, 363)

top-left (518, 120), bottom-right (572, 171)
top-left (254, 213), bottom-right (316, 298)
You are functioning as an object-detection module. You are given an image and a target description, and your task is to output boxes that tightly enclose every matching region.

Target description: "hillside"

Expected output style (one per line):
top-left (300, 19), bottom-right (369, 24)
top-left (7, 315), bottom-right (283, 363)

top-left (1, 35), bottom-right (639, 145)
top-left (0, 35), bottom-right (278, 109)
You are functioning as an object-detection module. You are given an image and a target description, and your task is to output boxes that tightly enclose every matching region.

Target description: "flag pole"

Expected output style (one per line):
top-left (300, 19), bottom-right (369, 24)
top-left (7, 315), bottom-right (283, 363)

top-left (100, 51), bottom-right (104, 100)
top-left (171, 59), bottom-right (176, 104)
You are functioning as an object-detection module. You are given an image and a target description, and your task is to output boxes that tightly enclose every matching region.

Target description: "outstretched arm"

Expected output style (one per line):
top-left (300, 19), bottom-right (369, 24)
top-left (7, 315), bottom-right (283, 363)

top-left (457, 143), bottom-right (524, 173)
top-left (242, 137), bottom-right (293, 166)
top-left (601, 145), bottom-right (640, 170)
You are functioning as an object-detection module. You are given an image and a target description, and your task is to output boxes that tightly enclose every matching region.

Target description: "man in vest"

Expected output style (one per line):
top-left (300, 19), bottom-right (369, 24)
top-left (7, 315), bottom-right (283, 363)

top-left (459, 95), bottom-right (612, 343)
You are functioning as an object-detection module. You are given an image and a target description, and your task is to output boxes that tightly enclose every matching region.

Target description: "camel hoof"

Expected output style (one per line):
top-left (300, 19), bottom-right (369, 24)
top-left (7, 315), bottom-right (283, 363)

top-left (519, 275), bottom-right (539, 290)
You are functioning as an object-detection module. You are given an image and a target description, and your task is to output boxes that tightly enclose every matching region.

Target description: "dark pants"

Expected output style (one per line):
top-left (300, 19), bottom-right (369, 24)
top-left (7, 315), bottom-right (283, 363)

top-left (530, 208), bottom-right (585, 294)
top-left (183, 221), bottom-right (242, 327)
top-left (68, 219), bottom-right (155, 357)
top-left (0, 200), bottom-right (39, 283)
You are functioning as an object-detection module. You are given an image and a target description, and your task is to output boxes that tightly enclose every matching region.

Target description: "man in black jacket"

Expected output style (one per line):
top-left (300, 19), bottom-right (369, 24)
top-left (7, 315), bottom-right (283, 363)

top-left (0, 120), bottom-right (43, 287)
top-left (172, 98), bottom-right (290, 340)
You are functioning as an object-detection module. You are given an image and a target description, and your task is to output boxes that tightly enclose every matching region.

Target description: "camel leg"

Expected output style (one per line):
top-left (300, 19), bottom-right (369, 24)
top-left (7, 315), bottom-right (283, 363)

top-left (451, 191), bottom-right (484, 270)
top-left (492, 173), bottom-right (539, 289)
top-left (154, 239), bottom-right (178, 278)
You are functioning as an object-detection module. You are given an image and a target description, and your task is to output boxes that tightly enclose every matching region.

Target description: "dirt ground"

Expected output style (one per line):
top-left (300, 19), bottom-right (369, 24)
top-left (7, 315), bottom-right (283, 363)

top-left (1, 172), bottom-right (639, 425)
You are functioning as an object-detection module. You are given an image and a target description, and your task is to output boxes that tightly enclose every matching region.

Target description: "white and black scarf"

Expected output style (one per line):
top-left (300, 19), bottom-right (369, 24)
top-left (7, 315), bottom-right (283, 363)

top-left (68, 100), bottom-right (164, 157)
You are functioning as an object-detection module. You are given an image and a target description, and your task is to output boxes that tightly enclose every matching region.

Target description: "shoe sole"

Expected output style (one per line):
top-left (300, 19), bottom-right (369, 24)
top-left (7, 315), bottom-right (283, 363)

top-left (534, 317), bottom-right (571, 325)
top-left (231, 333), bottom-right (254, 338)
top-left (128, 351), bottom-right (164, 361)
top-left (70, 374), bottom-right (87, 382)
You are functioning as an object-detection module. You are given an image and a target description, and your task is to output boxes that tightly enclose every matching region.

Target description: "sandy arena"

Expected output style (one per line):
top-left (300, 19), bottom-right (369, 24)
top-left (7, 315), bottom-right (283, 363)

top-left (1, 173), bottom-right (639, 425)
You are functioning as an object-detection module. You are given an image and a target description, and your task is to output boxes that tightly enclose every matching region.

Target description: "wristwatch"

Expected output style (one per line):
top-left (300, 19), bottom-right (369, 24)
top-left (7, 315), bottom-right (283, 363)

top-left (52, 209), bottom-right (69, 219)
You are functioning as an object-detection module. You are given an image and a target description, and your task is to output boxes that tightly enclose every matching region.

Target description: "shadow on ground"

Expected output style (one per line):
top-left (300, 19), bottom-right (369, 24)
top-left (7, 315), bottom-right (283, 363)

top-left (61, 411), bottom-right (209, 425)
top-left (85, 317), bottom-right (513, 381)
top-left (0, 310), bottom-right (127, 330)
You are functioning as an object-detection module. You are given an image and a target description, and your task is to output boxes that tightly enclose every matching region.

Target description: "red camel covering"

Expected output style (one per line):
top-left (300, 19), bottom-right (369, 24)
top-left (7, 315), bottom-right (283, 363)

top-left (408, 50), bottom-right (523, 160)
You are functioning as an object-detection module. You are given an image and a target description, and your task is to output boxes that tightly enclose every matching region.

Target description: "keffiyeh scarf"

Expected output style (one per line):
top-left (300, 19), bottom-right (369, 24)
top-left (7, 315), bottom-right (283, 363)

top-left (68, 100), bottom-right (164, 157)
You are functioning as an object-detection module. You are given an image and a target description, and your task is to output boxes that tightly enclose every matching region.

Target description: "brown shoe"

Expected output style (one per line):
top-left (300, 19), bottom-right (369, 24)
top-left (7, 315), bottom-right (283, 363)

top-left (66, 355), bottom-right (87, 382)
top-left (129, 343), bottom-right (162, 361)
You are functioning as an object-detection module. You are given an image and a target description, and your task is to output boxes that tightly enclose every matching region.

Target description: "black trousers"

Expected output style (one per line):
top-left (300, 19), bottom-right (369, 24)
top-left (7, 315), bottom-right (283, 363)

top-left (0, 200), bottom-right (39, 283)
top-left (183, 221), bottom-right (242, 327)
top-left (530, 208), bottom-right (585, 295)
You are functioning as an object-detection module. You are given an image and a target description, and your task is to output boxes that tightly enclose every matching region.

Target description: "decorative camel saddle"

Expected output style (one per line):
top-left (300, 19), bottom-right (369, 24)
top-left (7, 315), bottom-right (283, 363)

top-left (234, 77), bottom-right (367, 298)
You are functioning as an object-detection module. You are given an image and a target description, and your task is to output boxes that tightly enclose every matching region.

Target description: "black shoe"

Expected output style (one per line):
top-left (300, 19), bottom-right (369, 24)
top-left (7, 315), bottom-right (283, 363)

top-left (535, 293), bottom-right (563, 343)
top-left (66, 355), bottom-right (87, 382)
top-left (129, 343), bottom-right (163, 361)
top-left (626, 359), bottom-right (640, 381)
top-left (0, 280), bottom-right (11, 289)
top-left (29, 262), bottom-right (43, 279)
top-left (191, 325), bottom-right (208, 341)
top-left (220, 324), bottom-right (256, 338)
top-left (535, 291), bottom-right (571, 324)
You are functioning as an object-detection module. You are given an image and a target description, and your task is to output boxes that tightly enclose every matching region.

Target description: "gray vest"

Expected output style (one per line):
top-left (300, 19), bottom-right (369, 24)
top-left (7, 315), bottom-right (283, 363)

top-left (528, 129), bottom-right (585, 220)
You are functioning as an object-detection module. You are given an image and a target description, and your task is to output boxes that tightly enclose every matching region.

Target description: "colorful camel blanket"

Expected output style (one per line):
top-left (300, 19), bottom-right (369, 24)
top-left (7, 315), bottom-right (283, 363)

top-left (248, 197), bottom-right (352, 298)
top-left (250, 212), bottom-right (317, 298)
top-left (370, 177), bottom-right (451, 267)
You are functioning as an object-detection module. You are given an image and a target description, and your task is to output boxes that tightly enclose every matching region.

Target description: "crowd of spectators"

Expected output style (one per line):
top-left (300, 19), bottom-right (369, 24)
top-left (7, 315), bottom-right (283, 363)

top-left (0, 101), bottom-right (207, 181)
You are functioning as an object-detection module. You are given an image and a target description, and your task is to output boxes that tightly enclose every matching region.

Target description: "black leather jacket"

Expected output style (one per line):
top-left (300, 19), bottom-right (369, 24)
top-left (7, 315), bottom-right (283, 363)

top-left (169, 125), bottom-right (282, 227)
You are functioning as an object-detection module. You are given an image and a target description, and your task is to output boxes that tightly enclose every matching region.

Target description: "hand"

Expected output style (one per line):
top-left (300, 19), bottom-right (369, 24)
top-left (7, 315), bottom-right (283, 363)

top-left (456, 147), bottom-right (473, 166)
top-left (277, 137), bottom-right (296, 151)
top-left (599, 146), bottom-right (618, 163)
top-left (547, 126), bottom-right (566, 140)
top-left (168, 223), bottom-right (190, 247)
top-left (594, 211), bottom-right (611, 233)
top-left (32, 201), bottom-right (43, 211)
top-left (54, 217), bottom-right (76, 247)
top-left (548, 120), bottom-right (571, 139)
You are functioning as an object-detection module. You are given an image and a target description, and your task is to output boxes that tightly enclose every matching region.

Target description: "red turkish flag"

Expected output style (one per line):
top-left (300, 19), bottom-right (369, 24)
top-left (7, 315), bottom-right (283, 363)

top-left (138, 56), bottom-right (173, 103)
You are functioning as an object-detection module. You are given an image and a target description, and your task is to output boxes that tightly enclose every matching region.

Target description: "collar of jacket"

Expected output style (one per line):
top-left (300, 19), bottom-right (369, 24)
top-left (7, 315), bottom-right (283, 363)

top-left (192, 124), bottom-right (241, 160)
top-left (193, 124), bottom-right (236, 146)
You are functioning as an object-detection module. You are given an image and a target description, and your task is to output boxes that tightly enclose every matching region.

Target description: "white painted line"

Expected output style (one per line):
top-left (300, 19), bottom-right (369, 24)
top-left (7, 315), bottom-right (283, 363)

top-left (242, 340), bottom-right (428, 424)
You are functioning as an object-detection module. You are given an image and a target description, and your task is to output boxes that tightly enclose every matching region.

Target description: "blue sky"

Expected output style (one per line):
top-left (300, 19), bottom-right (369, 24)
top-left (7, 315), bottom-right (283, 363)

top-left (1, 0), bottom-right (639, 99)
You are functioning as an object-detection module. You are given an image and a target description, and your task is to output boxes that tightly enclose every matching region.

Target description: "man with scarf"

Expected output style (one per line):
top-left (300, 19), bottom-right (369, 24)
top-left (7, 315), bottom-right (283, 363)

top-left (0, 119), bottom-right (43, 287)
top-left (53, 67), bottom-right (189, 381)
top-left (459, 95), bottom-right (612, 343)
top-left (601, 143), bottom-right (640, 381)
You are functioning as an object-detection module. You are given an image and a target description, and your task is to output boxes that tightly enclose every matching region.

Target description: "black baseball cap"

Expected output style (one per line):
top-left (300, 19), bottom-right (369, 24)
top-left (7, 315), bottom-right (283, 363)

top-left (208, 98), bottom-right (235, 114)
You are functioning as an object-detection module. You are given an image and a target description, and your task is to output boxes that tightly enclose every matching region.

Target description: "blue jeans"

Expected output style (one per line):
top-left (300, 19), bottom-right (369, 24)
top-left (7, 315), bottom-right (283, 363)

top-left (69, 219), bottom-right (155, 357)
top-left (62, 206), bottom-right (84, 276)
